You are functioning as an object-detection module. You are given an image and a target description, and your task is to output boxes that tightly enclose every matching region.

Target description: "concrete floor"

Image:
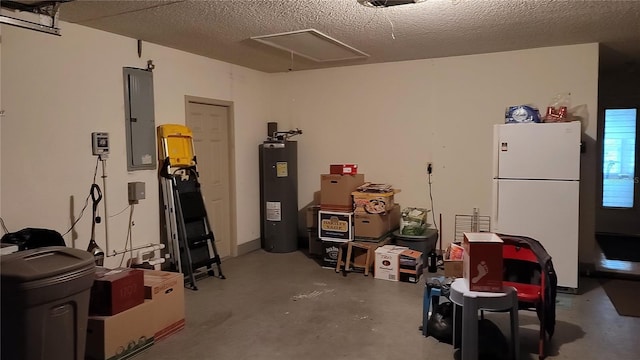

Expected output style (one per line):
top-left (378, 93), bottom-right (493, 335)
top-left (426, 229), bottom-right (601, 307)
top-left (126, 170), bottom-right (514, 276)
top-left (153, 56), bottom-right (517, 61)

top-left (137, 250), bottom-right (640, 360)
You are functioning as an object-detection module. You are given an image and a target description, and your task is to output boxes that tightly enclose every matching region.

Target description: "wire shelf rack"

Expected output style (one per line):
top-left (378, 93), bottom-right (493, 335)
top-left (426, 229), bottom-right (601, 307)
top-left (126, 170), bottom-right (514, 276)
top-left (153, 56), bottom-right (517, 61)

top-left (454, 213), bottom-right (491, 243)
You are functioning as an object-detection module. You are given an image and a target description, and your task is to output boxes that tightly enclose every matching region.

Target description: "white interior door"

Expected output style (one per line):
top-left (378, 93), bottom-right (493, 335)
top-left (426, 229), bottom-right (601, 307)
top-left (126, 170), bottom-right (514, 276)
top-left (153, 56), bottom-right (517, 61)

top-left (495, 179), bottom-right (580, 289)
top-left (186, 101), bottom-right (232, 259)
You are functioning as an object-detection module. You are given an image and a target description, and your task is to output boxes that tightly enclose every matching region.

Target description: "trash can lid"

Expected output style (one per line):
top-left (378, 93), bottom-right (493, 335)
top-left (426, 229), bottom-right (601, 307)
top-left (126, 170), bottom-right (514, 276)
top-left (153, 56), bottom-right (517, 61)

top-left (392, 228), bottom-right (438, 240)
top-left (0, 246), bottom-right (95, 282)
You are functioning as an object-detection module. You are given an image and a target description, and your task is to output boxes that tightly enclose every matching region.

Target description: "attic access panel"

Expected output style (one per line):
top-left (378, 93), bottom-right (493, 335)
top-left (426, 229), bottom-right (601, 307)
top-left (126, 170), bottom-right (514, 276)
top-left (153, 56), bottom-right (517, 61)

top-left (251, 29), bottom-right (369, 62)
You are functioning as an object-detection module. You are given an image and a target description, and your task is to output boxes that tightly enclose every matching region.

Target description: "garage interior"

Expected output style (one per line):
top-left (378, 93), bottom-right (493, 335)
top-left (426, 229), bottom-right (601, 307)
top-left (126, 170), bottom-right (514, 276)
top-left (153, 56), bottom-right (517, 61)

top-left (1, 1), bottom-right (640, 359)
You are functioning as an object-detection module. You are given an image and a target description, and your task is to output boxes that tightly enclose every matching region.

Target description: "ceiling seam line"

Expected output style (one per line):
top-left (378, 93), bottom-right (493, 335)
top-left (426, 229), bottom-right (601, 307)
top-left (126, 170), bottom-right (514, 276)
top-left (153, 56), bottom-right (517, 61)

top-left (64, 0), bottom-right (187, 24)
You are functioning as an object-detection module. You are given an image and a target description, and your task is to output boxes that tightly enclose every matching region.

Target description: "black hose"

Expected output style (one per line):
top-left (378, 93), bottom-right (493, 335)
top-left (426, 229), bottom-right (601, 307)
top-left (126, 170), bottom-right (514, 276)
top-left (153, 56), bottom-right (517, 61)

top-left (90, 184), bottom-right (102, 239)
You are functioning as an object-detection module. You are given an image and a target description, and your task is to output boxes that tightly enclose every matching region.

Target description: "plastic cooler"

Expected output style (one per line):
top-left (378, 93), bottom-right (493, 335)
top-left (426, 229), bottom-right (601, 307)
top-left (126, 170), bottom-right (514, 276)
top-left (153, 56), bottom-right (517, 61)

top-left (1, 246), bottom-right (96, 360)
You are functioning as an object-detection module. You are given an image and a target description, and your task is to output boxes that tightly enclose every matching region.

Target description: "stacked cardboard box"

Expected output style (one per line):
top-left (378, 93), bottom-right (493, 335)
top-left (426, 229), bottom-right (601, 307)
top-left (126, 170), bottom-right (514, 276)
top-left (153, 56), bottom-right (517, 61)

top-left (142, 270), bottom-right (186, 341)
top-left (318, 210), bottom-right (354, 242)
top-left (306, 205), bottom-right (322, 256)
top-left (85, 301), bottom-right (156, 360)
top-left (85, 268), bottom-right (150, 360)
top-left (321, 241), bottom-right (342, 269)
top-left (352, 189), bottom-right (398, 214)
top-left (354, 204), bottom-right (401, 240)
top-left (319, 173), bottom-right (363, 266)
top-left (399, 249), bottom-right (423, 283)
top-left (350, 183), bottom-right (401, 240)
top-left (320, 173), bottom-right (365, 212)
top-left (85, 270), bottom-right (185, 360)
top-left (374, 245), bottom-right (424, 283)
top-left (374, 245), bottom-right (406, 282)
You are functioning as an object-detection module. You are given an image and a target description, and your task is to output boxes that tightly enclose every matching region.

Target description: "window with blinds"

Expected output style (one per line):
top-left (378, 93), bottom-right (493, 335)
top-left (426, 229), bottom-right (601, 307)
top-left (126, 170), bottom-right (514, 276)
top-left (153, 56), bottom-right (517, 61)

top-left (602, 108), bottom-right (637, 208)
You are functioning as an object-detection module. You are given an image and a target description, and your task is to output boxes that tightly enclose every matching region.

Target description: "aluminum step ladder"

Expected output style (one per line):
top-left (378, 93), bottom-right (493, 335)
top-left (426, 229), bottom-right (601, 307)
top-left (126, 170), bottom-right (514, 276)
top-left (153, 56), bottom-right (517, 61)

top-left (158, 124), bottom-right (225, 290)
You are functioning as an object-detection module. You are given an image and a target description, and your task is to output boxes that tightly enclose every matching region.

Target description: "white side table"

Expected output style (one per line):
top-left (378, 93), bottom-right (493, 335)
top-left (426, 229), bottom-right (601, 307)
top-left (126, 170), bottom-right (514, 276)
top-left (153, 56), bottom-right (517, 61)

top-left (449, 278), bottom-right (519, 360)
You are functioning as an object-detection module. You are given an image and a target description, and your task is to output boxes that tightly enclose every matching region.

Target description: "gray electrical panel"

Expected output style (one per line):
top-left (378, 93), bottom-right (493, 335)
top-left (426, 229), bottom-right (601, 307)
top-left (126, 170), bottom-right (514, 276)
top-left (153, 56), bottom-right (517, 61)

top-left (123, 67), bottom-right (156, 171)
top-left (259, 141), bottom-right (298, 253)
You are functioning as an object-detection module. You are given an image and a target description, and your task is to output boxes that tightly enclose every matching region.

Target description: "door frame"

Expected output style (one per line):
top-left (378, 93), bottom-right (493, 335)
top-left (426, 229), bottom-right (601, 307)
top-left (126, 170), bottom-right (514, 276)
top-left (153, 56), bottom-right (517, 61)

top-left (596, 104), bottom-right (640, 236)
top-left (184, 95), bottom-right (238, 257)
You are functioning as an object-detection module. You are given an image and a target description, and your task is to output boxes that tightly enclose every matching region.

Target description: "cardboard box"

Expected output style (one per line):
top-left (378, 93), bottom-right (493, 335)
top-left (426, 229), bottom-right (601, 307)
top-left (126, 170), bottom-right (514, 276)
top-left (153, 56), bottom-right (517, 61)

top-left (463, 232), bottom-right (504, 292)
top-left (354, 204), bottom-right (401, 239)
top-left (444, 260), bottom-right (463, 278)
top-left (330, 164), bottom-right (358, 175)
top-left (90, 268), bottom-right (145, 316)
top-left (142, 270), bottom-right (186, 341)
top-left (85, 300), bottom-right (156, 360)
top-left (320, 174), bottom-right (365, 211)
top-left (319, 210), bottom-right (353, 242)
top-left (351, 190), bottom-right (398, 214)
top-left (374, 245), bottom-right (408, 281)
top-left (321, 240), bottom-right (343, 268)
top-left (306, 205), bottom-right (321, 228)
top-left (399, 249), bottom-right (423, 283)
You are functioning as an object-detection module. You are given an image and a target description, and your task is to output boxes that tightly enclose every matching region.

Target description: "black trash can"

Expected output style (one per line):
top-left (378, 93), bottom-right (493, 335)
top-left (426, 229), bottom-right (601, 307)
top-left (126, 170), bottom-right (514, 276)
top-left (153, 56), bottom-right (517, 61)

top-left (1, 246), bottom-right (96, 360)
top-left (393, 228), bottom-right (439, 264)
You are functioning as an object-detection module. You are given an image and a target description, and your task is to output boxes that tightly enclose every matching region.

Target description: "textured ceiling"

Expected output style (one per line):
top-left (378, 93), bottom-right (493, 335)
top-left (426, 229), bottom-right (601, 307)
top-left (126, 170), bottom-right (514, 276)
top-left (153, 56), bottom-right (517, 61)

top-left (50, 0), bottom-right (640, 73)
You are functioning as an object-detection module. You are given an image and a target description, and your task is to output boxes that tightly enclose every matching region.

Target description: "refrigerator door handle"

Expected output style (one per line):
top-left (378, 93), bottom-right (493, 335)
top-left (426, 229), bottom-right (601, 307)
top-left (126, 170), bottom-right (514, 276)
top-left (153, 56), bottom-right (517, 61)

top-left (491, 179), bottom-right (499, 232)
top-left (492, 125), bottom-right (500, 178)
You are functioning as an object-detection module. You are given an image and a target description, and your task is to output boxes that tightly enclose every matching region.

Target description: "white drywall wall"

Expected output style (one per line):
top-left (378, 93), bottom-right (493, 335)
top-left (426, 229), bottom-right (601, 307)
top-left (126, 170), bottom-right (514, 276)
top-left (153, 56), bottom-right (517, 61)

top-left (271, 44), bottom-right (599, 264)
top-left (1, 22), bottom-right (270, 267)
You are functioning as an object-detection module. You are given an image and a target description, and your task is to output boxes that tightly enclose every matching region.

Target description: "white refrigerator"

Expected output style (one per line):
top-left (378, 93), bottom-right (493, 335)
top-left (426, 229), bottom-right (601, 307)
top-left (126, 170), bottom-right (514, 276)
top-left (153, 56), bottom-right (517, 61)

top-left (492, 121), bottom-right (581, 290)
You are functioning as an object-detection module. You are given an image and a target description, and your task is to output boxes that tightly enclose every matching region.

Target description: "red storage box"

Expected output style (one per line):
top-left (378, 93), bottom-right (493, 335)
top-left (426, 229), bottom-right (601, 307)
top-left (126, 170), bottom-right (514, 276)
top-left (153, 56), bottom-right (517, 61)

top-left (330, 164), bottom-right (358, 175)
top-left (89, 268), bottom-right (145, 316)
